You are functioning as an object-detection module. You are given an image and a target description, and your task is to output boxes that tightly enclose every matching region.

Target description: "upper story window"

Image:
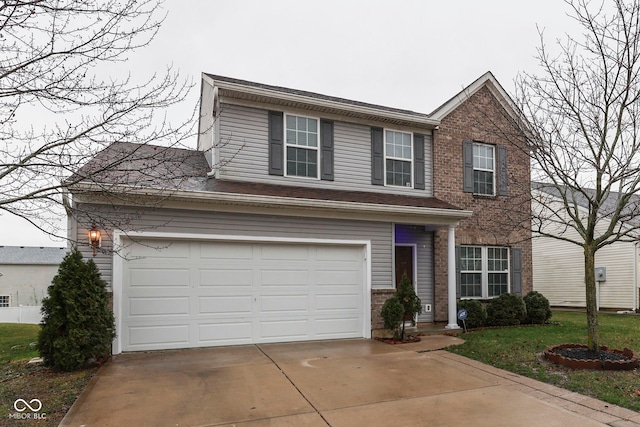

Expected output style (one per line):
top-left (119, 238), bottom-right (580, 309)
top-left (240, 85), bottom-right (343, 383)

top-left (385, 130), bottom-right (412, 187)
top-left (463, 140), bottom-right (507, 196)
top-left (285, 114), bottom-right (319, 178)
top-left (460, 245), bottom-right (509, 298)
top-left (473, 143), bottom-right (495, 195)
top-left (0, 295), bottom-right (9, 307)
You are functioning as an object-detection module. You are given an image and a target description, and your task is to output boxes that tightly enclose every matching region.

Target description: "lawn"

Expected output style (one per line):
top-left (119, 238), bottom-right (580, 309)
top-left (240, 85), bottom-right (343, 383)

top-left (447, 310), bottom-right (640, 411)
top-left (0, 323), bottom-right (96, 427)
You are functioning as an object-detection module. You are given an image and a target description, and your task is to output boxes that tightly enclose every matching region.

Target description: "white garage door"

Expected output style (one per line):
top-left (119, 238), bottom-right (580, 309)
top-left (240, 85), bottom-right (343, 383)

top-left (119, 239), bottom-right (366, 352)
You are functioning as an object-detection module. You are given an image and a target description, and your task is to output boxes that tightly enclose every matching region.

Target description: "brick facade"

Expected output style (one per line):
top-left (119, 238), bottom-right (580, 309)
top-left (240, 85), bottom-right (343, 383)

top-left (432, 85), bottom-right (533, 321)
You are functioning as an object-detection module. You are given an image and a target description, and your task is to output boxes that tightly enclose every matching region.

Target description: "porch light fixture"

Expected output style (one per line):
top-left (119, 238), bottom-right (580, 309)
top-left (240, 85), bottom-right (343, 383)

top-left (88, 223), bottom-right (101, 256)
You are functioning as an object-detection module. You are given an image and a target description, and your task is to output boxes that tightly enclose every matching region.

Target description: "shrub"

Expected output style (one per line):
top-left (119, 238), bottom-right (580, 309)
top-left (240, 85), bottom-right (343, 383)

top-left (523, 291), bottom-right (552, 324)
top-left (37, 249), bottom-right (115, 371)
top-left (486, 293), bottom-right (526, 327)
top-left (456, 299), bottom-right (486, 329)
top-left (380, 273), bottom-right (422, 340)
top-left (381, 296), bottom-right (404, 340)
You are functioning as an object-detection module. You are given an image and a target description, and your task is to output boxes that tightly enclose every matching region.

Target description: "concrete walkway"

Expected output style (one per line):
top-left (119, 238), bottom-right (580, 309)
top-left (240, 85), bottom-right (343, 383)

top-left (60, 336), bottom-right (640, 426)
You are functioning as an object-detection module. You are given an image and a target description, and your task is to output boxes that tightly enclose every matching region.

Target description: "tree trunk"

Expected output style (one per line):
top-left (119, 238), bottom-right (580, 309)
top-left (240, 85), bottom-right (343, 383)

top-left (584, 245), bottom-right (599, 352)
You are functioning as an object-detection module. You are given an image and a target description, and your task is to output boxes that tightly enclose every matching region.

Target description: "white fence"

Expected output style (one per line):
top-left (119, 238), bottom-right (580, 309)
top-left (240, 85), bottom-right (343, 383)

top-left (0, 306), bottom-right (42, 324)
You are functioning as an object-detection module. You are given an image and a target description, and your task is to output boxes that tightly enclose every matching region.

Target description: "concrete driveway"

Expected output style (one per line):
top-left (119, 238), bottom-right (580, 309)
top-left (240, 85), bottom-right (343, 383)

top-left (60, 337), bottom-right (640, 426)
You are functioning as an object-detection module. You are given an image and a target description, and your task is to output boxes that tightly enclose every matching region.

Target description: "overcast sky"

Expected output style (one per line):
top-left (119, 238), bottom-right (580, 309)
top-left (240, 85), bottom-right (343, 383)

top-left (0, 0), bottom-right (579, 247)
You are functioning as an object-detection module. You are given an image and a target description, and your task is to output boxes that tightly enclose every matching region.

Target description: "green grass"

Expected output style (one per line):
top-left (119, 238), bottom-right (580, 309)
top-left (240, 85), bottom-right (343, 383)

top-left (0, 323), bottom-right (40, 363)
top-left (448, 311), bottom-right (640, 411)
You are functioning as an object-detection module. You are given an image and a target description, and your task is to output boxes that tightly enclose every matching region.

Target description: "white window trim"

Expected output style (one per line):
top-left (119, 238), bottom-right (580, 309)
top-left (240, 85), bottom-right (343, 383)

top-left (473, 142), bottom-right (496, 196)
top-left (460, 245), bottom-right (510, 299)
top-left (283, 113), bottom-right (321, 180)
top-left (384, 129), bottom-right (413, 188)
top-left (0, 295), bottom-right (10, 307)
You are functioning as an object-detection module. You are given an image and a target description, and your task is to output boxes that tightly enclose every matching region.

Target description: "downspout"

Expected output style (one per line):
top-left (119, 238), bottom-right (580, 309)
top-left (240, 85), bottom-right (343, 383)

top-left (634, 242), bottom-right (639, 312)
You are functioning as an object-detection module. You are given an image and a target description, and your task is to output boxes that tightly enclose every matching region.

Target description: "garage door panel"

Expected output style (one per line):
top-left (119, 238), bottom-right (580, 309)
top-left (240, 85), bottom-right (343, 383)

top-left (316, 294), bottom-right (360, 310)
top-left (198, 296), bottom-right (252, 314)
top-left (260, 295), bottom-right (308, 312)
top-left (261, 269), bottom-right (309, 286)
top-left (128, 268), bottom-right (191, 287)
top-left (121, 239), bottom-right (366, 351)
top-left (128, 297), bottom-right (190, 317)
top-left (199, 242), bottom-right (253, 259)
top-left (260, 245), bottom-right (309, 261)
top-left (198, 322), bottom-right (252, 344)
top-left (128, 241), bottom-right (191, 259)
top-left (200, 269), bottom-right (253, 287)
top-left (127, 324), bottom-right (190, 347)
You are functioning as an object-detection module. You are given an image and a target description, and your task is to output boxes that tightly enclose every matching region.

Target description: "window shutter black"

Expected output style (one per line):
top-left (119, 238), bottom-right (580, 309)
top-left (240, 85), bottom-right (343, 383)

top-left (268, 111), bottom-right (284, 176)
top-left (455, 245), bottom-right (461, 299)
top-left (413, 134), bottom-right (425, 190)
top-left (497, 145), bottom-right (508, 196)
top-left (320, 119), bottom-right (334, 181)
top-left (512, 247), bottom-right (522, 296)
top-left (463, 140), bottom-right (474, 193)
top-left (371, 127), bottom-right (384, 185)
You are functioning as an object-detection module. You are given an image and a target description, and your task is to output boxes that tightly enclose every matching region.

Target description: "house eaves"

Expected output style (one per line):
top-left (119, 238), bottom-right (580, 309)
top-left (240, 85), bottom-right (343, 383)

top-left (72, 182), bottom-right (473, 226)
top-left (204, 74), bottom-right (440, 130)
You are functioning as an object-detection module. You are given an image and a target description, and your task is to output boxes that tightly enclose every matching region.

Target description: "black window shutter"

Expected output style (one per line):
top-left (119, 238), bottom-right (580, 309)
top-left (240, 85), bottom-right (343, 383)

top-left (512, 247), bottom-right (522, 296)
top-left (268, 111), bottom-right (284, 176)
top-left (413, 134), bottom-right (425, 190)
top-left (371, 127), bottom-right (384, 185)
top-left (455, 245), bottom-right (461, 299)
top-left (320, 119), bottom-right (334, 181)
top-left (463, 140), bottom-right (474, 193)
top-left (497, 145), bottom-right (508, 196)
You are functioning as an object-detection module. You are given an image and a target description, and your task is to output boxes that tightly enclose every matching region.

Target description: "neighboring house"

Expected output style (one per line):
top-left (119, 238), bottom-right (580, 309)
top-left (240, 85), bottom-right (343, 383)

top-left (532, 184), bottom-right (639, 311)
top-left (69, 71), bottom-right (532, 354)
top-left (0, 246), bottom-right (66, 307)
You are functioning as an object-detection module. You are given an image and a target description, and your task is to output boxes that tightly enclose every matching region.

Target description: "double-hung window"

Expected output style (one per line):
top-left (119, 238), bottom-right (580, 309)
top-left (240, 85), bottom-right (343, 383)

top-left (473, 143), bottom-right (495, 195)
top-left (385, 130), bottom-right (412, 187)
top-left (285, 115), bottom-right (319, 178)
top-left (460, 246), bottom-right (509, 298)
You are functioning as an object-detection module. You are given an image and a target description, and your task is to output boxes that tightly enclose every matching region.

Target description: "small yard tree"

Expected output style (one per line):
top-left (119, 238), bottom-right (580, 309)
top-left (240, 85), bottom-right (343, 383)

top-left (512, 0), bottom-right (640, 351)
top-left (38, 249), bottom-right (115, 371)
top-left (381, 273), bottom-right (422, 341)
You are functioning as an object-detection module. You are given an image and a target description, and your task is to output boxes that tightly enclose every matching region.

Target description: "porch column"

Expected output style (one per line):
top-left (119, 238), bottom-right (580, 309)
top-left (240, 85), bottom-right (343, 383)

top-left (445, 225), bottom-right (460, 329)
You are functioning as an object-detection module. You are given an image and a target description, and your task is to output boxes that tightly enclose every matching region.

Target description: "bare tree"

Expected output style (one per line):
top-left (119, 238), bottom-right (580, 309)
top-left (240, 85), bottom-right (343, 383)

top-left (516, 0), bottom-right (640, 351)
top-left (0, 0), bottom-right (196, 242)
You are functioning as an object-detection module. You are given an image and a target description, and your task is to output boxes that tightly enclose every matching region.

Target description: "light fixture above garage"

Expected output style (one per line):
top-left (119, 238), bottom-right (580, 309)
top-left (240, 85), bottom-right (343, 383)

top-left (88, 223), bottom-right (101, 256)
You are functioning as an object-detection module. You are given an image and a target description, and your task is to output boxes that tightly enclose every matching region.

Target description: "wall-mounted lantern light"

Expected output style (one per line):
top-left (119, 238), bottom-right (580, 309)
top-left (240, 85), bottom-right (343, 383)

top-left (88, 223), bottom-right (101, 256)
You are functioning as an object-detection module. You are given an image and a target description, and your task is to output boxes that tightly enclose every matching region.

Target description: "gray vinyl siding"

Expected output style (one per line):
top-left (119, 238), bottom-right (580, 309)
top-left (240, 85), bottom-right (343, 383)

top-left (394, 224), bottom-right (434, 322)
top-left (218, 103), bottom-right (434, 196)
top-left (74, 204), bottom-right (393, 291)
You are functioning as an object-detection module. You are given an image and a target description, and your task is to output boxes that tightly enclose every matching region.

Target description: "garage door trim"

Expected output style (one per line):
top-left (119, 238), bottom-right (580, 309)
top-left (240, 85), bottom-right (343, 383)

top-left (111, 230), bottom-right (372, 354)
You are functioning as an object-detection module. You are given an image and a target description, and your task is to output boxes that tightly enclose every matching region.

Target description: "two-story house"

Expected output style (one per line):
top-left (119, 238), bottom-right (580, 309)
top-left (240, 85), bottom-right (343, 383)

top-left (68, 72), bottom-right (532, 354)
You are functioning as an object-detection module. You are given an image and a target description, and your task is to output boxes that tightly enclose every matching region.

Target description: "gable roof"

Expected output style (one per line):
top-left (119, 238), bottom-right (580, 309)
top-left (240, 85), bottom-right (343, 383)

top-left (429, 71), bottom-right (521, 123)
top-left (0, 246), bottom-right (66, 265)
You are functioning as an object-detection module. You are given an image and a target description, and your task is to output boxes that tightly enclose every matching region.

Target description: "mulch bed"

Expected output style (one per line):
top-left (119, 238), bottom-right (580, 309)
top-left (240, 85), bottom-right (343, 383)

top-left (544, 344), bottom-right (639, 370)
top-left (375, 335), bottom-right (421, 345)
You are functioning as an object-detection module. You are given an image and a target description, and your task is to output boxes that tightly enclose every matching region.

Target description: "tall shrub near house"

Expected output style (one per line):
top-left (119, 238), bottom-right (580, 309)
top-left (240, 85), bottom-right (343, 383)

top-left (37, 248), bottom-right (115, 371)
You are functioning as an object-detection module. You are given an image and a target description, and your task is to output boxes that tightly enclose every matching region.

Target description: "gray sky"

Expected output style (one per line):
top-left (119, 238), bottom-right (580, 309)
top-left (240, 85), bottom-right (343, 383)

top-left (0, 0), bottom-right (578, 247)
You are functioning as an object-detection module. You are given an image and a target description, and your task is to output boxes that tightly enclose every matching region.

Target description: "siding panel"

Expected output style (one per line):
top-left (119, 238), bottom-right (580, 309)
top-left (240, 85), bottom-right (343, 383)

top-left (218, 103), bottom-right (434, 196)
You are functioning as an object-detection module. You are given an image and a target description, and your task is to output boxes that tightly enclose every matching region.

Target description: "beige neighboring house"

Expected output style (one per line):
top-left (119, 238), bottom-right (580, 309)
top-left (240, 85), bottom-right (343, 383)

top-left (532, 184), bottom-right (639, 311)
top-left (0, 246), bottom-right (66, 307)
